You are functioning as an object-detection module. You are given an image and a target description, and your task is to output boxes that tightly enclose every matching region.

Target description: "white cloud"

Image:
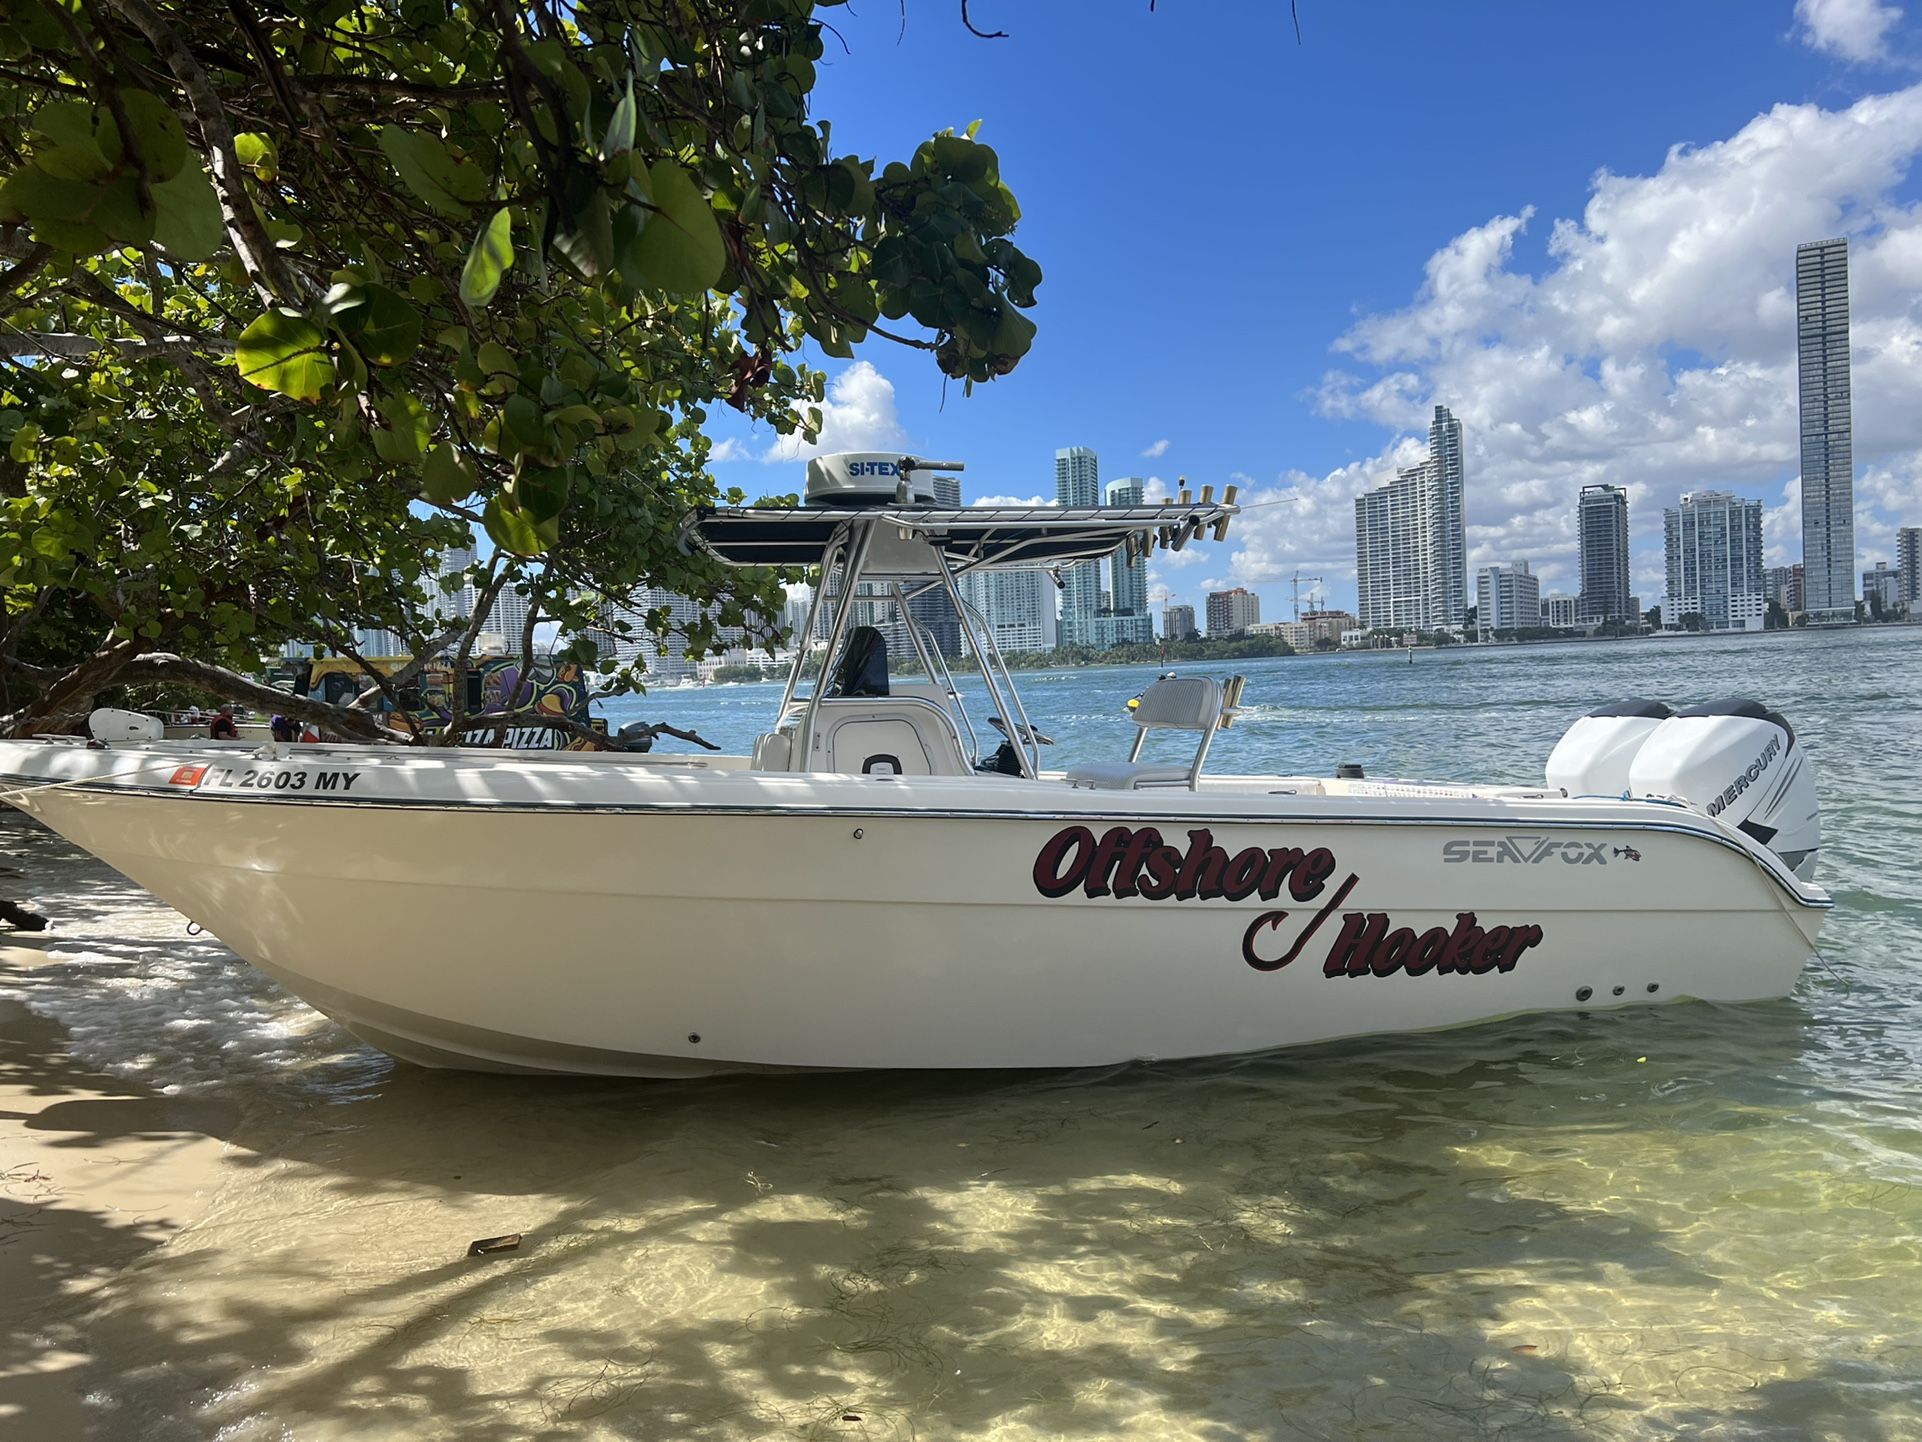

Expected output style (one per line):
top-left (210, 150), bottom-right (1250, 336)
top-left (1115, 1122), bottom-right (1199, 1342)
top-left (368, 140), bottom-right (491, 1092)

top-left (766, 361), bottom-right (907, 462)
top-left (1796, 0), bottom-right (1904, 62)
top-left (1242, 82), bottom-right (1922, 610)
top-left (972, 494), bottom-right (1054, 507)
top-left (707, 437), bottom-right (751, 463)
top-left (1141, 438), bottom-right (1171, 459)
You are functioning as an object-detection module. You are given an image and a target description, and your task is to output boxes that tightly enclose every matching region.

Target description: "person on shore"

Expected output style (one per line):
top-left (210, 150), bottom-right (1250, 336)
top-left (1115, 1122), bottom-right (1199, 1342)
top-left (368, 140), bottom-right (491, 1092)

top-left (209, 707), bottom-right (239, 740)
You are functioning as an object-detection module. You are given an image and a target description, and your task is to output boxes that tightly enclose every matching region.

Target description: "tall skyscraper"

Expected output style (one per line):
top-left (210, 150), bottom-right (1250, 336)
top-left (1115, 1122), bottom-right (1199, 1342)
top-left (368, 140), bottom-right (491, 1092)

top-left (1353, 404), bottom-right (1468, 630)
top-left (1163, 603), bottom-right (1197, 641)
top-left (1796, 238), bottom-right (1856, 625)
top-left (1898, 527), bottom-right (1920, 613)
top-left (1055, 447), bottom-right (1101, 646)
top-left (1476, 560), bottom-right (1540, 638)
top-left (1423, 405), bottom-right (1467, 626)
top-left (1577, 484), bottom-right (1632, 623)
top-left (1663, 490), bottom-right (1765, 631)
top-left (433, 541), bottom-right (480, 623)
top-left (1105, 476), bottom-right (1150, 622)
top-left (930, 472), bottom-right (962, 508)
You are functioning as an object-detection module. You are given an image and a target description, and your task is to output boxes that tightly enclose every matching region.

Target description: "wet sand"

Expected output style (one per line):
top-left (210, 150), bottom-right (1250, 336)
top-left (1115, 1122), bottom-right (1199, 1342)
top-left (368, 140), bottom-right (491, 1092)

top-left (1, 927), bottom-right (239, 1437)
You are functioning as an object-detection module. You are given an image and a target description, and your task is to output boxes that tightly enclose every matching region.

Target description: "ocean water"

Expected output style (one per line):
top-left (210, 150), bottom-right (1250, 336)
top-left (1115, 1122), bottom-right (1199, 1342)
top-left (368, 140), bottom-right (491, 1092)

top-left (5, 628), bottom-right (1921, 1440)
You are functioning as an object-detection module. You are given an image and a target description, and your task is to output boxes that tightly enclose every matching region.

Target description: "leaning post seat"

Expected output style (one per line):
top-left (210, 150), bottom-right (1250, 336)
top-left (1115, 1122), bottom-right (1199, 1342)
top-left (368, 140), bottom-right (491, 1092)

top-left (1065, 675), bottom-right (1244, 790)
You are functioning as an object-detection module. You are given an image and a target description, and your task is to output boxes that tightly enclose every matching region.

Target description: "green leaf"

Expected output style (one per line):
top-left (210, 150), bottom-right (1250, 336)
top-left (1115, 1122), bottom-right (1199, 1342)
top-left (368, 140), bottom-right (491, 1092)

top-left (515, 464), bottom-right (570, 522)
top-left (371, 392), bottom-right (430, 461)
top-left (151, 160), bottom-right (222, 260)
top-left (0, 165), bottom-right (98, 223)
top-left (482, 493), bottom-right (547, 556)
top-left (378, 126), bottom-right (487, 218)
top-left (94, 173), bottom-right (157, 246)
top-left (601, 77), bottom-right (636, 158)
top-left (111, 89), bottom-right (188, 182)
top-left (459, 207), bottom-right (513, 307)
top-left (29, 100), bottom-right (98, 151)
top-left (235, 310), bottom-right (335, 401)
top-left (8, 422), bottom-right (40, 463)
top-left (233, 132), bottom-right (277, 182)
top-left (628, 161), bottom-right (724, 296)
top-left (334, 283), bottom-right (421, 366)
top-left (420, 444), bottom-right (474, 505)
top-left (34, 142), bottom-right (110, 182)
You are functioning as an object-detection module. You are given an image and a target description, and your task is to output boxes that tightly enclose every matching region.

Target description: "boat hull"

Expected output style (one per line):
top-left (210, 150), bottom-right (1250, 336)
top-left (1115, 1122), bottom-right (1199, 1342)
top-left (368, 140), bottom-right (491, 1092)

top-left (3, 745), bottom-right (1827, 1077)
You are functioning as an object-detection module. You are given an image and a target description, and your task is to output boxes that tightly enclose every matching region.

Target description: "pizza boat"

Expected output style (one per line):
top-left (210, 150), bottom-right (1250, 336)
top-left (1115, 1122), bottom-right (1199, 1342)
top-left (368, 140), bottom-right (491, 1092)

top-left (0, 453), bottom-right (1828, 1077)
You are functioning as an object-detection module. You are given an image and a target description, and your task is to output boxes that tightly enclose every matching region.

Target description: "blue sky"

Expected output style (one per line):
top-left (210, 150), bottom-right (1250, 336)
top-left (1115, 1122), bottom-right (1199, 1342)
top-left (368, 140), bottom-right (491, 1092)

top-left (708, 0), bottom-right (1922, 620)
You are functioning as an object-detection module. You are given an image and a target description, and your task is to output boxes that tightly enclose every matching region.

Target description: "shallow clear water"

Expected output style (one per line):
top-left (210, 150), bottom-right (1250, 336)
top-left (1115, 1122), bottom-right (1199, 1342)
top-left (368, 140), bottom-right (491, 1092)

top-left (7, 628), bottom-right (1922, 1439)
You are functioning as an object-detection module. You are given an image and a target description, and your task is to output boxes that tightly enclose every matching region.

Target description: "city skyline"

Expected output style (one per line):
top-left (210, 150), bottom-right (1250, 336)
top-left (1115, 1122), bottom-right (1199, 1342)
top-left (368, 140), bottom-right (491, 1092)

top-left (702, 5), bottom-right (1922, 624)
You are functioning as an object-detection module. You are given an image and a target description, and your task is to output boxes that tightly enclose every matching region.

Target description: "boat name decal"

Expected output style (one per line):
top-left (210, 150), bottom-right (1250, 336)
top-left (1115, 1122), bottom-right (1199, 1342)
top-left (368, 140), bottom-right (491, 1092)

top-left (1033, 825), bottom-right (1342, 904)
top-left (1706, 735), bottom-right (1781, 816)
top-left (1308, 911), bottom-right (1545, 978)
top-left (1441, 837), bottom-right (1611, 864)
top-left (197, 766), bottom-right (364, 793)
top-left (1032, 825), bottom-right (1547, 979)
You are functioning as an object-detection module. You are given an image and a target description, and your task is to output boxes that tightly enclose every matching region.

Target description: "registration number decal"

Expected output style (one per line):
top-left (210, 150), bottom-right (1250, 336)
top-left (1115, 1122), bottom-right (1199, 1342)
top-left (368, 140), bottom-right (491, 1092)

top-left (198, 766), bottom-right (363, 793)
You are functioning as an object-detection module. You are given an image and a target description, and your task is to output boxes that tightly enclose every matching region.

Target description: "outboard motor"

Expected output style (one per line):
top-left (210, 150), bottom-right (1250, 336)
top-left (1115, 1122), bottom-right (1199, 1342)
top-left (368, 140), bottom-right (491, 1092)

top-left (1628, 699), bottom-right (1820, 880)
top-left (87, 707), bottom-right (164, 744)
top-left (1545, 698), bottom-right (1673, 798)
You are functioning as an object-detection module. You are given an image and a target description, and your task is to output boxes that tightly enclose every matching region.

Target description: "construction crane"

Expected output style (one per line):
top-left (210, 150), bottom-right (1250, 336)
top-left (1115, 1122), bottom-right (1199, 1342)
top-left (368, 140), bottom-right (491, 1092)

top-left (1291, 570), bottom-right (1324, 623)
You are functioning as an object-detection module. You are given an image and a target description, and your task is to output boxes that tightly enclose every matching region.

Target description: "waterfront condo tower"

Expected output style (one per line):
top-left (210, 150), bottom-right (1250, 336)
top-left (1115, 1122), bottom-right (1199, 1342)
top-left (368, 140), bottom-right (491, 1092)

top-left (1899, 527), bottom-right (1920, 613)
top-left (1476, 560), bottom-right (1541, 638)
top-left (1663, 490), bottom-right (1766, 631)
top-left (1055, 447), bottom-right (1101, 646)
top-left (1353, 404), bottom-right (1468, 631)
top-left (1796, 238), bottom-right (1856, 625)
top-left (1577, 484), bottom-right (1633, 624)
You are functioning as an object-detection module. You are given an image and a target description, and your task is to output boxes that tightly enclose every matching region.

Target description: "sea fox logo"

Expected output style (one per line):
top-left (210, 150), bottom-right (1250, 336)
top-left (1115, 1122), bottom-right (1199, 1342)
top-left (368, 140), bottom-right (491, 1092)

top-left (1612, 845), bottom-right (1642, 862)
top-left (1441, 837), bottom-right (1609, 865)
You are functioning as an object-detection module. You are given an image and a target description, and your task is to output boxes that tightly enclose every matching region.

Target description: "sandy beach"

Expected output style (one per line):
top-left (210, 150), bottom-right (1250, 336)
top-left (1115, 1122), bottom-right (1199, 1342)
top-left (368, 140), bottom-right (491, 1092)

top-left (1, 816), bottom-right (241, 1440)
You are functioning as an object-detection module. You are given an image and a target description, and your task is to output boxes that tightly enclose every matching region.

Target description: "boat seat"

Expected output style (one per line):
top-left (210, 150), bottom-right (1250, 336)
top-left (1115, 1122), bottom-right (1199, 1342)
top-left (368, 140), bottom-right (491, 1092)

top-left (1065, 675), bottom-right (1243, 790)
top-left (809, 697), bottom-right (973, 777)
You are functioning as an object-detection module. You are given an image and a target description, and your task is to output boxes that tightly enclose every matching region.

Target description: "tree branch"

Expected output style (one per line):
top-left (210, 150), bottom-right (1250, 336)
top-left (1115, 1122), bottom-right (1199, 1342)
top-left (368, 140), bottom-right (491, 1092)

top-left (101, 0), bottom-right (295, 303)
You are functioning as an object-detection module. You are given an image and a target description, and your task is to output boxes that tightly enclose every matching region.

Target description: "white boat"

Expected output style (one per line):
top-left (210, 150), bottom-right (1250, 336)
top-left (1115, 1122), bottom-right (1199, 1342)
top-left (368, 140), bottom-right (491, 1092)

top-left (0, 454), bottom-right (1829, 1077)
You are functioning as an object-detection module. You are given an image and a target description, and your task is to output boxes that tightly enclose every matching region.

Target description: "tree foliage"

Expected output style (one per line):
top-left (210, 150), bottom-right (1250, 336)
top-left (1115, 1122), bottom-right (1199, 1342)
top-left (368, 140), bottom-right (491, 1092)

top-left (0, 0), bottom-right (1040, 736)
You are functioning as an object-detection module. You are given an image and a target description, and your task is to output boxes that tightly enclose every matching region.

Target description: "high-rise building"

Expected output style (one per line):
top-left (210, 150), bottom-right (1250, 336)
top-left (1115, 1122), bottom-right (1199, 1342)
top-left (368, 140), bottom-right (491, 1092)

top-left (958, 568), bottom-right (1057, 655)
top-left (1862, 561), bottom-right (1900, 616)
top-left (930, 472), bottom-right (962, 508)
top-left (1577, 484), bottom-right (1632, 623)
top-left (1353, 404), bottom-right (1468, 630)
top-left (351, 626), bottom-right (407, 656)
top-left (1105, 477), bottom-right (1151, 623)
top-left (1543, 593), bottom-right (1578, 629)
top-left (1765, 563), bottom-right (1805, 614)
top-left (600, 586), bottom-right (778, 682)
top-left (1206, 587), bottom-right (1261, 636)
top-left (1797, 238), bottom-right (1856, 625)
top-left (489, 586), bottom-right (533, 647)
top-left (1663, 490), bottom-right (1766, 631)
top-left (1163, 603), bottom-right (1197, 642)
top-left (1897, 527), bottom-right (1920, 613)
top-left (433, 541), bottom-right (480, 623)
top-left (1055, 447), bottom-right (1101, 647)
top-left (1475, 560), bottom-right (1541, 638)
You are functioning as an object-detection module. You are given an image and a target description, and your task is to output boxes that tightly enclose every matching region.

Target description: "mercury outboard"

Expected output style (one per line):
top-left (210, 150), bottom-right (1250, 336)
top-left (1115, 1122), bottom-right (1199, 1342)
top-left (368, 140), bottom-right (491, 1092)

top-left (1548, 697), bottom-right (1820, 880)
